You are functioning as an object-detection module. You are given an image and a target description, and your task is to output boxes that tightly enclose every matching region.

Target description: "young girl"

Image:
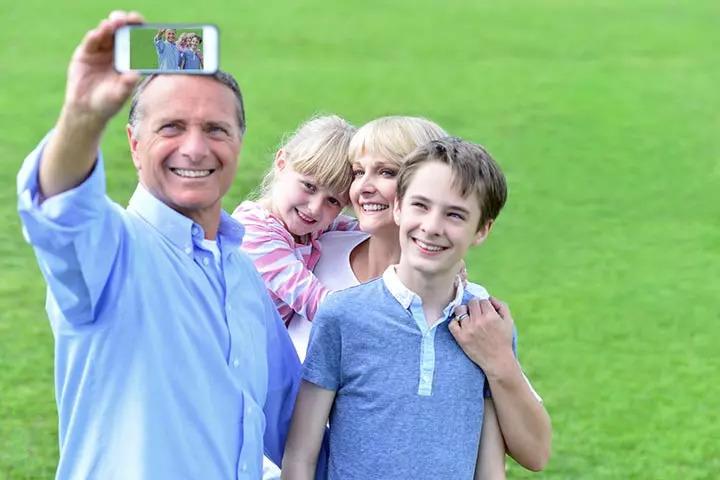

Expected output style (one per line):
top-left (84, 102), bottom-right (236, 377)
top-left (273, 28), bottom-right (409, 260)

top-left (232, 115), bottom-right (358, 327)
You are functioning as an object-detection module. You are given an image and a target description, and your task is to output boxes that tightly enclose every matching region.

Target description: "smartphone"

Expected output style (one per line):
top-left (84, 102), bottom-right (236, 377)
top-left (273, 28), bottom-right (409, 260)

top-left (114, 23), bottom-right (219, 74)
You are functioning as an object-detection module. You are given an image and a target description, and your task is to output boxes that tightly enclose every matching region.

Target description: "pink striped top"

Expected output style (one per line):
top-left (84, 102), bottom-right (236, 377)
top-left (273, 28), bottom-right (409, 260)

top-left (232, 201), bottom-right (358, 326)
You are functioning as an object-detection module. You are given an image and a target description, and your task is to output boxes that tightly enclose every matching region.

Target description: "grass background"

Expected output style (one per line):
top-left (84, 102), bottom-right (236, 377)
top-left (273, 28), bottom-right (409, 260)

top-left (130, 26), bottom-right (202, 69)
top-left (2, 0), bottom-right (719, 478)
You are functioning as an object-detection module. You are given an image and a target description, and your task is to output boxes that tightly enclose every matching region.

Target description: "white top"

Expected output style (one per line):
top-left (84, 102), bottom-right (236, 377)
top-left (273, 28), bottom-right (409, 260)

top-left (287, 230), bottom-right (370, 362)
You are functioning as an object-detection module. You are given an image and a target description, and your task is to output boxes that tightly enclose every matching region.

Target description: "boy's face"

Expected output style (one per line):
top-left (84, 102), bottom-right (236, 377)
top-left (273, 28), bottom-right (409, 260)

top-left (394, 161), bottom-right (490, 279)
top-left (272, 154), bottom-right (347, 239)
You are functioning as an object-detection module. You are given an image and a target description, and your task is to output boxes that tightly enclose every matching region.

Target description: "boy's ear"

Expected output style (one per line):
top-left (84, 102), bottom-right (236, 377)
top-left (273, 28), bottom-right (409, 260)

top-left (393, 197), bottom-right (402, 227)
top-left (274, 149), bottom-right (287, 170)
top-left (472, 219), bottom-right (494, 246)
top-left (127, 124), bottom-right (141, 170)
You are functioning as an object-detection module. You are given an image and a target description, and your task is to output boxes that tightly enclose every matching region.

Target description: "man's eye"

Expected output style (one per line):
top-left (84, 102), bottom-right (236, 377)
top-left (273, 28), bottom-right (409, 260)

top-left (208, 125), bottom-right (229, 135)
top-left (159, 123), bottom-right (180, 133)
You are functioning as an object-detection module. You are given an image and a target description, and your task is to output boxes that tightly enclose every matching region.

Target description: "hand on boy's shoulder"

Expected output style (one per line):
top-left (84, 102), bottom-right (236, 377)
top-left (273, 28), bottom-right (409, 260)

top-left (449, 297), bottom-right (515, 378)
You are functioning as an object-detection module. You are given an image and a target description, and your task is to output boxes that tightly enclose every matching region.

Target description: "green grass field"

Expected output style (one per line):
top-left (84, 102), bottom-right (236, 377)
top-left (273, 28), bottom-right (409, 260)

top-left (2, 1), bottom-right (719, 478)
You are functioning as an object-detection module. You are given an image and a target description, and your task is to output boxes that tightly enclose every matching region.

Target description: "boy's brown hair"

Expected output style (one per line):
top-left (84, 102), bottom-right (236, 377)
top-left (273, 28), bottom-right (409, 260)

top-left (396, 137), bottom-right (507, 229)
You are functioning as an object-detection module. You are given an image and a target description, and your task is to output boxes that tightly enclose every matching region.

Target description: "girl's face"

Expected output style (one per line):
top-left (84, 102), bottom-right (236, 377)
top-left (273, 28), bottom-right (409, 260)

top-left (272, 155), bottom-right (347, 240)
top-left (349, 153), bottom-right (400, 234)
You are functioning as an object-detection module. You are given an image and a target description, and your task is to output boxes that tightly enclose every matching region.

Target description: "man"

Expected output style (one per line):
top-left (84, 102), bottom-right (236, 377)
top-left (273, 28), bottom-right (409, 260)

top-left (17, 12), bottom-right (303, 479)
top-left (154, 27), bottom-right (180, 70)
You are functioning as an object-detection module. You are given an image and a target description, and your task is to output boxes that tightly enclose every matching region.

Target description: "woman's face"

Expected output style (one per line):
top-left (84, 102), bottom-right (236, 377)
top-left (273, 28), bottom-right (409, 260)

top-left (349, 153), bottom-right (400, 234)
top-left (190, 37), bottom-right (200, 49)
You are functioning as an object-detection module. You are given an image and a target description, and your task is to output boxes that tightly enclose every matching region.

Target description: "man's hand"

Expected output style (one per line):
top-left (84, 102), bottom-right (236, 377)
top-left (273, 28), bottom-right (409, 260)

top-left (448, 297), bottom-right (515, 379)
top-left (40, 11), bottom-right (144, 198)
top-left (64, 11), bottom-right (144, 125)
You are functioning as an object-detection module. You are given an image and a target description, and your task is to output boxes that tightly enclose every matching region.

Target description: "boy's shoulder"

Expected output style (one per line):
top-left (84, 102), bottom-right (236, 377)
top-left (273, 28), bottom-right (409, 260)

top-left (321, 278), bottom-right (387, 311)
top-left (463, 281), bottom-right (490, 302)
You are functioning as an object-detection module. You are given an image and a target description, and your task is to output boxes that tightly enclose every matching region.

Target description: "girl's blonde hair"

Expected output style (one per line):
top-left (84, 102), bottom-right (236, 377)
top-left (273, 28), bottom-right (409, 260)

top-left (348, 116), bottom-right (448, 167)
top-left (258, 115), bottom-right (356, 200)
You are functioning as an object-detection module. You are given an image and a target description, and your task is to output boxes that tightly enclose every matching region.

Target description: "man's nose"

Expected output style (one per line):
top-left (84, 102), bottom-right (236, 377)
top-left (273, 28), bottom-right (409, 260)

top-left (179, 128), bottom-right (210, 161)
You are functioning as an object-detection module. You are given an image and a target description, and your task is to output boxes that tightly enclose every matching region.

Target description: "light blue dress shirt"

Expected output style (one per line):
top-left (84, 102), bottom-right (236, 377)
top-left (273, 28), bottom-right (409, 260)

top-left (17, 136), bottom-right (302, 480)
top-left (154, 39), bottom-right (180, 70)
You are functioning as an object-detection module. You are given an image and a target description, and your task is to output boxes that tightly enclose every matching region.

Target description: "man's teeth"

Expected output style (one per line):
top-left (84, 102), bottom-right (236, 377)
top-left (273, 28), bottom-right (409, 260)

top-left (415, 239), bottom-right (444, 252)
top-left (362, 203), bottom-right (388, 212)
top-left (172, 168), bottom-right (212, 178)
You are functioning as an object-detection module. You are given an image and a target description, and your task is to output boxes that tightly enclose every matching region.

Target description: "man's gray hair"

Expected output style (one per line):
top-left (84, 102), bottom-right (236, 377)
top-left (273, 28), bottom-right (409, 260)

top-left (128, 71), bottom-right (247, 138)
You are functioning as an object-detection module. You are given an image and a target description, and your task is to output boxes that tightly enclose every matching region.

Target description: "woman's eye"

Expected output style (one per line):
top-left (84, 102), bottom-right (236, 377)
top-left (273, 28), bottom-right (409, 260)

top-left (352, 169), bottom-right (364, 178)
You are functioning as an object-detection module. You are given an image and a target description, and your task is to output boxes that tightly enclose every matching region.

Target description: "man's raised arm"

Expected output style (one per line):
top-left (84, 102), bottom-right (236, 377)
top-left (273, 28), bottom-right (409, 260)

top-left (40, 11), bottom-right (143, 198)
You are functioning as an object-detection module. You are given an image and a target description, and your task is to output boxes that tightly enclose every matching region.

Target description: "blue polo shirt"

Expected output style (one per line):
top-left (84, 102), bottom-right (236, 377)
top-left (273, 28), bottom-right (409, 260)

top-left (303, 267), bottom-right (515, 480)
top-left (17, 135), bottom-right (302, 480)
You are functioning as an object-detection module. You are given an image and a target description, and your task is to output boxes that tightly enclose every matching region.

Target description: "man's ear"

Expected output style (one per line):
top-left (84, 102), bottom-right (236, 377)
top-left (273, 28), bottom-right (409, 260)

top-left (393, 197), bottom-right (402, 227)
top-left (127, 124), bottom-right (141, 170)
top-left (473, 219), bottom-right (494, 246)
top-left (274, 149), bottom-right (287, 171)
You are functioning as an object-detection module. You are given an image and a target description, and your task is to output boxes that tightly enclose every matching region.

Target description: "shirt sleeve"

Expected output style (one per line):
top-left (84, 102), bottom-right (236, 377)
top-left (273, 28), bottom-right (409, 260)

top-left (323, 213), bottom-right (359, 233)
top-left (154, 39), bottom-right (164, 53)
top-left (17, 133), bottom-right (125, 325)
top-left (302, 297), bottom-right (343, 391)
top-left (234, 205), bottom-right (331, 322)
top-left (260, 271), bottom-right (302, 466)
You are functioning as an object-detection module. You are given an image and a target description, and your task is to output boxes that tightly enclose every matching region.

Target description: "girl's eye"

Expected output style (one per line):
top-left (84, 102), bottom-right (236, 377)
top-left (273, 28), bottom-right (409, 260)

top-left (302, 181), bottom-right (317, 193)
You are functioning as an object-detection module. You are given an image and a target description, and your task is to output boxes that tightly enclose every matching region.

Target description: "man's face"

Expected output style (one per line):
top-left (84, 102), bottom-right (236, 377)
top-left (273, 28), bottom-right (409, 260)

top-left (127, 76), bottom-right (242, 228)
top-left (166, 30), bottom-right (176, 43)
top-left (394, 161), bottom-right (490, 280)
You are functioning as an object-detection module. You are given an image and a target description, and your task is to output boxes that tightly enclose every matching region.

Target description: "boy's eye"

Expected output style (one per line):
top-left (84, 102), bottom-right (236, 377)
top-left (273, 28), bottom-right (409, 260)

top-left (328, 197), bottom-right (341, 207)
top-left (411, 202), bottom-right (427, 210)
top-left (448, 212), bottom-right (466, 220)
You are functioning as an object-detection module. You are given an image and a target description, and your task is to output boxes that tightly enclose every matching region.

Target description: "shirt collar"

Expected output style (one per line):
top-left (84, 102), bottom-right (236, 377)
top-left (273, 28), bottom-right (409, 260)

top-left (382, 265), bottom-right (465, 315)
top-left (127, 183), bottom-right (245, 257)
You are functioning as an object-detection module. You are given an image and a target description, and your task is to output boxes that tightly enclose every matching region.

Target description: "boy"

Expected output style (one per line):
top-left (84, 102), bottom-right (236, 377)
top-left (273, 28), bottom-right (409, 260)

top-left (282, 137), bottom-right (511, 479)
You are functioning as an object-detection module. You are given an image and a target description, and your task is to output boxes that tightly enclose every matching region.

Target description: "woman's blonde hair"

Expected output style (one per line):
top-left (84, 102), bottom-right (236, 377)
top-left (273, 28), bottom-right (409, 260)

top-left (257, 115), bottom-right (356, 200)
top-left (348, 116), bottom-right (448, 167)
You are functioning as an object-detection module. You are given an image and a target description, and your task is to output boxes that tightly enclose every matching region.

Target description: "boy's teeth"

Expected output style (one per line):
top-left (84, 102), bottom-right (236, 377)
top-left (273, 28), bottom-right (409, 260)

top-left (362, 204), bottom-right (388, 212)
top-left (416, 239), bottom-right (443, 252)
top-left (173, 168), bottom-right (211, 178)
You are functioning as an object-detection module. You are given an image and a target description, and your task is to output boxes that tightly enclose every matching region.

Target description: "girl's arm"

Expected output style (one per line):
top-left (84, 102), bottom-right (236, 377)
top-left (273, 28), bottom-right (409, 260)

top-left (233, 204), bottom-right (333, 322)
top-left (281, 381), bottom-right (336, 480)
top-left (475, 398), bottom-right (506, 480)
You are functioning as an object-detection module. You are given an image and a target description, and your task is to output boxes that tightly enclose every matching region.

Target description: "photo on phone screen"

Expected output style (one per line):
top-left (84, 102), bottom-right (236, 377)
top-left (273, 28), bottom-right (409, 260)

top-left (114, 24), bottom-right (219, 74)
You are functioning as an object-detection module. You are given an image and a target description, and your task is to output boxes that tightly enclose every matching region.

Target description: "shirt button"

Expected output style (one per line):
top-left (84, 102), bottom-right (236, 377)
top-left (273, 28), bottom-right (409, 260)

top-left (227, 305), bottom-right (232, 312)
top-left (184, 246), bottom-right (192, 254)
top-left (203, 257), bottom-right (209, 266)
top-left (192, 225), bottom-right (199, 235)
top-left (240, 462), bottom-right (247, 471)
top-left (233, 358), bottom-right (240, 368)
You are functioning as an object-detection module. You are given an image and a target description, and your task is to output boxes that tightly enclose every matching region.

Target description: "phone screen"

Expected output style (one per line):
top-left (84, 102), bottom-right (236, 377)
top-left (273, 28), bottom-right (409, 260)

top-left (114, 24), bottom-right (219, 74)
